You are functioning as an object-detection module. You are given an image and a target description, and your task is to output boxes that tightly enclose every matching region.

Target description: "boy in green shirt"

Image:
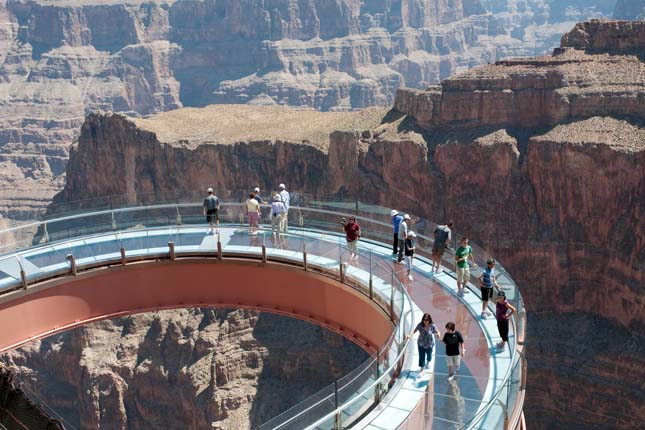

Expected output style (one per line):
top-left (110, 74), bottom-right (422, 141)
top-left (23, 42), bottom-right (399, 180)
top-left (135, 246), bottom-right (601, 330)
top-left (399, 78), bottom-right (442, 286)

top-left (455, 237), bottom-right (476, 295)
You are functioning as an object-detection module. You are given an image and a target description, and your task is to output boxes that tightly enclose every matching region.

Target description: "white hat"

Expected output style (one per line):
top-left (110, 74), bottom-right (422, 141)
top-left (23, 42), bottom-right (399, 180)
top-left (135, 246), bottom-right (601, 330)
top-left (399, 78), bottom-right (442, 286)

top-left (207, 187), bottom-right (213, 193)
top-left (279, 183), bottom-right (286, 189)
top-left (254, 187), bottom-right (260, 192)
top-left (273, 194), bottom-right (281, 201)
top-left (390, 210), bottom-right (398, 217)
top-left (407, 231), bottom-right (416, 237)
top-left (404, 214), bottom-right (411, 220)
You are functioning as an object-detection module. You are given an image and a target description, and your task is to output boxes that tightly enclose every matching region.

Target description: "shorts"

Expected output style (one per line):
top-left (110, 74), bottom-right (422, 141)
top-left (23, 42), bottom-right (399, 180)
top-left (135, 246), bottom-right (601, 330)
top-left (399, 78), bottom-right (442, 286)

top-left (432, 245), bottom-right (446, 259)
top-left (446, 355), bottom-right (461, 369)
top-left (456, 266), bottom-right (470, 284)
top-left (247, 211), bottom-right (259, 226)
top-left (497, 319), bottom-right (509, 342)
top-left (347, 239), bottom-right (357, 253)
top-left (481, 286), bottom-right (494, 301)
top-left (206, 209), bottom-right (219, 223)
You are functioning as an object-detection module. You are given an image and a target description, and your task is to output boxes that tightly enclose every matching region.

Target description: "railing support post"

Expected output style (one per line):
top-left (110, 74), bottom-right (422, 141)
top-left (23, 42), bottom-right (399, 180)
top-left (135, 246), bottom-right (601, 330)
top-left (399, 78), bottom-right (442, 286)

top-left (369, 276), bottom-right (373, 300)
top-left (389, 283), bottom-right (394, 322)
top-left (176, 206), bottom-right (182, 225)
top-left (42, 221), bottom-right (49, 243)
top-left (120, 247), bottom-right (126, 265)
top-left (340, 262), bottom-right (346, 283)
top-left (217, 239), bottom-right (223, 260)
top-left (303, 250), bottom-right (308, 271)
top-left (111, 210), bottom-right (117, 231)
top-left (168, 241), bottom-right (175, 260)
top-left (66, 254), bottom-right (77, 276)
top-left (333, 381), bottom-right (342, 430)
top-left (261, 244), bottom-right (267, 264)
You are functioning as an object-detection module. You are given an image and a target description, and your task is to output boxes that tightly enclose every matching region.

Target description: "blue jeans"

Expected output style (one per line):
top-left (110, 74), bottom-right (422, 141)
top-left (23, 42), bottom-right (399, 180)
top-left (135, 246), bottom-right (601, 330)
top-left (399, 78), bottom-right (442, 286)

top-left (418, 344), bottom-right (433, 368)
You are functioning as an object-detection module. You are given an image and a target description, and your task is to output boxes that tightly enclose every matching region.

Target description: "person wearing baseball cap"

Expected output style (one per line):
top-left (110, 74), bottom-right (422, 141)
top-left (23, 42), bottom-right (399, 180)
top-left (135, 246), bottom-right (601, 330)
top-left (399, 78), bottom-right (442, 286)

top-left (278, 183), bottom-right (290, 232)
top-left (397, 214), bottom-right (411, 264)
top-left (202, 187), bottom-right (220, 234)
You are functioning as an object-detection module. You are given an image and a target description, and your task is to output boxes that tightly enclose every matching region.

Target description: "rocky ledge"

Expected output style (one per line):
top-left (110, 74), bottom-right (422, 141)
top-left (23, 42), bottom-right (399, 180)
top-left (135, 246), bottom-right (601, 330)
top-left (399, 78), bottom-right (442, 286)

top-left (394, 20), bottom-right (645, 129)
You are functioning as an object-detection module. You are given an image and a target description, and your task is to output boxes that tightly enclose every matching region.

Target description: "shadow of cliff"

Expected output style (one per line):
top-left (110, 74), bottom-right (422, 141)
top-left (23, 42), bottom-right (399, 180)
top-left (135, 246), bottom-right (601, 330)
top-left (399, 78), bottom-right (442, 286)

top-left (248, 312), bottom-right (368, 429)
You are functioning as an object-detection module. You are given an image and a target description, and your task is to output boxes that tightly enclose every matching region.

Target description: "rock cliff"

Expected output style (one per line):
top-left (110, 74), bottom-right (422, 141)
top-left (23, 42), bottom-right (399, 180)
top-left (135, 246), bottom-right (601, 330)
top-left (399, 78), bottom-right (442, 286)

top-left (2, 309), bottom-right (367, 429)
top-left (48, 21), bottom-right (645, 429)
top-left (0, 0), bottom-right (616, 219)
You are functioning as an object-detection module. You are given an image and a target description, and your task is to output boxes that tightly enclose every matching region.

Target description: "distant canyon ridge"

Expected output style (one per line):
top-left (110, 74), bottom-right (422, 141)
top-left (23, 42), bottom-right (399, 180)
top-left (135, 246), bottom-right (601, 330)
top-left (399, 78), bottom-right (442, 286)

top-left (0, 0), bottom-right (629, 219)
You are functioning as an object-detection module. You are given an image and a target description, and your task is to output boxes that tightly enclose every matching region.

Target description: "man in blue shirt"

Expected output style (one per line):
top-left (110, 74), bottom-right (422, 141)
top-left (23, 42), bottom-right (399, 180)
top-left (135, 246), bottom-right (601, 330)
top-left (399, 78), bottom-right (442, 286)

top-left (391, 210), bottom-right (404, 256)
top-left (478, 258), bottom-right (499, 319)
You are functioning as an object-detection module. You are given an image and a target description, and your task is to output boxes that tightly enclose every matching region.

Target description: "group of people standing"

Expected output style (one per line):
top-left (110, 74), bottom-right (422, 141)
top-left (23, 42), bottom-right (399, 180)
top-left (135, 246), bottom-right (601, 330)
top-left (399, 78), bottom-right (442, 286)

top-left (202, 184), bottom-right (291, 236)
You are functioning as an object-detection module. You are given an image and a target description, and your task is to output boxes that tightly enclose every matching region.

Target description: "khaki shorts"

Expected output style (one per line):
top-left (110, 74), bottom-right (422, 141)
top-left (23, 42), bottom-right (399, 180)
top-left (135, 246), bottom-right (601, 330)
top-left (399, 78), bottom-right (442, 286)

top-left (457, 266), bottom-right (470, 284)
top-left (432, 245), bottom-right (446, 259)
top-left (446, 355), bottom-right (461, 369)
top-left (347, 240), bottom-right (358, 253)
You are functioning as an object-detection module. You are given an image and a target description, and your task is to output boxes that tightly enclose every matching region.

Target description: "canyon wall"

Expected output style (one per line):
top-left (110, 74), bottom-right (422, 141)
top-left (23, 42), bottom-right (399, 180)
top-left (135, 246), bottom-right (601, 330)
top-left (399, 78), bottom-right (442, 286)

top-left (49, 22), bottom-right (645, 429)
top-left (2, 309), bottom-right (367, 429)
top-left (0, 0), bottom-right (615, 219)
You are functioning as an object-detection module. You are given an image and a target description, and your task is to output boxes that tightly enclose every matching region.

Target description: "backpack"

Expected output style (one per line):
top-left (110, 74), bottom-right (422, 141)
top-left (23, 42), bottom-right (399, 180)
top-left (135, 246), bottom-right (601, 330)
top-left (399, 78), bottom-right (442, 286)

top-left (434, 226), bottom-right (449, 247)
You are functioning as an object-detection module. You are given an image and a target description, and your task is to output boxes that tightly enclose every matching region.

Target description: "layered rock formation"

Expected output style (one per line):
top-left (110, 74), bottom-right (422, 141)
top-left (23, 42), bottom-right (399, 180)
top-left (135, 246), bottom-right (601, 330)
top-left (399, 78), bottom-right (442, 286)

top-left (0, 0), bottom-right (617, 219)
top-left (46, 21), bottom-right (644, 429)
top-left (2, 308), bottom-right (367, 429)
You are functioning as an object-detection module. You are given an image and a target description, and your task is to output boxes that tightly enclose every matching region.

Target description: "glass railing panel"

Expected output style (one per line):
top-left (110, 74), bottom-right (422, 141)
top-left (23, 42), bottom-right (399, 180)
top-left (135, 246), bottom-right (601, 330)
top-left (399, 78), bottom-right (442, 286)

top-left (43, 212), bottom-right (114, 244)
top-left (0, 254), bottom-right (24, 291)
top-left (21, 245), bottom-right (70, 281)
top-left (83, 234), bottom-right (124, 263)
top-left (257, 384), bottom-right (336, 430)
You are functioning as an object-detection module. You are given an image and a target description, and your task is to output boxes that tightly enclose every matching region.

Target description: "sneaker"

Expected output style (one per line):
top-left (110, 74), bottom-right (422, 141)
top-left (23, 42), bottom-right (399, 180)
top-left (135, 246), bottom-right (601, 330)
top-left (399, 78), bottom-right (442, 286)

top-left (408, 274), bottom-right (414, 281)
top-left (447, 373), bottom-right (455, 381)
top-left (496, 342), bottom-right (505, 351)
top-left (485, 311), bottom-right (493, 317)
top-left (481, 312), bottom-right (487, 319)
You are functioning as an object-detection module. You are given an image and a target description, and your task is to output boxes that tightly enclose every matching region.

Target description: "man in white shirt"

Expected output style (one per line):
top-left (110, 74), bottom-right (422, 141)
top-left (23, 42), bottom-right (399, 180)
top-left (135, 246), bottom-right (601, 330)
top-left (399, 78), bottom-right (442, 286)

top-left (279, 183), bottom-right (290, 232)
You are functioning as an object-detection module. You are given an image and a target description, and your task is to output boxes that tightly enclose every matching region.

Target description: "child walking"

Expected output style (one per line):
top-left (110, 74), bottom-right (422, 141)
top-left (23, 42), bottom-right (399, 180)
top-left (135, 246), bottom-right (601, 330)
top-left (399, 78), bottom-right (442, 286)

top-left (443, 321), bottom-right (465, 381)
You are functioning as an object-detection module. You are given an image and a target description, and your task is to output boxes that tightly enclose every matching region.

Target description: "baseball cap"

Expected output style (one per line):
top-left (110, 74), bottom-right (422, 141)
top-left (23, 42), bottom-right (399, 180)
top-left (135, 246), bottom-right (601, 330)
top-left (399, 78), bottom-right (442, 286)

top-left (254, 187), bottom-right (260, 192)
top-left (390, 210), bottom-right (398, 217)
top-left (279, 183), bottom-right (286, 189)
top-left (404, 214), bottom-right (411, 220)
top-left (407, 231), bottom-right (416, 237)
top-left (207, 187), bottom-right (213, 193)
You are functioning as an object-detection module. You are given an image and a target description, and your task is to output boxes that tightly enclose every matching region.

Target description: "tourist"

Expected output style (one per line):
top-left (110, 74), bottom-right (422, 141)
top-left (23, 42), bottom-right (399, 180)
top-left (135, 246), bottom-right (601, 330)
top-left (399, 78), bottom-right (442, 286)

top-left (252, 187), bottom-right (263, 203)
top-left (455, 237), bottom-right (476, 295)
top-left (406, 313), bottom-right (441, 372)
top-left (271, 194), bottom-right (286, 237)
top-left (390, 210), bottom-right (404, 256)
top-left (246, 192), bottom-right (261, 235)
top-left (202, 187), bottom-right (220, 234)
top-left (397, 214), bottom-right (411, 264)
top-left (432, 221), bottom-right (453, 273)
top-left (405, 231), bottom-right (416, 280)
top-left (495, 291), bottom-right (516, 352)
top-left (478, 258), bottom-right (499, 319)
top-left (279, 183), bottom-right (290, 232)
top-left (341, 216), bottom-right (361, 260)
top-left (443, 321), bottom-right (465, 381)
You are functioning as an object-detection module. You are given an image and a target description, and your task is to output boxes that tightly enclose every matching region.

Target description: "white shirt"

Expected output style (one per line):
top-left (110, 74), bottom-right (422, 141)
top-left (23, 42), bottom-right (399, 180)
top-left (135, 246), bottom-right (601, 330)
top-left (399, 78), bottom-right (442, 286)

top-left (279, 189), bottom-right (290, 210)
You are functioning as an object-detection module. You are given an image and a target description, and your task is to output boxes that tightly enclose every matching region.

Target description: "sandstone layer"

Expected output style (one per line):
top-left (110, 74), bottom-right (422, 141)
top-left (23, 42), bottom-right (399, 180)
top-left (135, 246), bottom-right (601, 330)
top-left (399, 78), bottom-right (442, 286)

top-left (0, 0), bottom-right (615, 219)
top-left (2, 308), bottom-right (367, 429)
